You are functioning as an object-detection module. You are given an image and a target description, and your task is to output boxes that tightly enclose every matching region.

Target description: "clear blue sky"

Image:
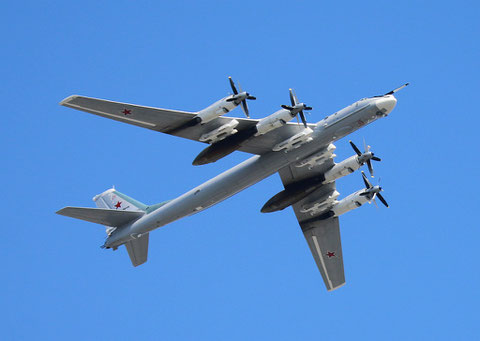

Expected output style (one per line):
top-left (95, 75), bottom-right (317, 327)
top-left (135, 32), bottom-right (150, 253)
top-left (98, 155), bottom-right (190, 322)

top-left (2, 1), bottom-right (479, 340)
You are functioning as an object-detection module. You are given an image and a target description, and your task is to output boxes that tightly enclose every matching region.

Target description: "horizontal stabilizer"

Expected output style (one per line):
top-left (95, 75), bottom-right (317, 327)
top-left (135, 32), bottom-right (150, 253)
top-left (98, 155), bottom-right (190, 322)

top-left (56, 207), bottom-right (144, 227)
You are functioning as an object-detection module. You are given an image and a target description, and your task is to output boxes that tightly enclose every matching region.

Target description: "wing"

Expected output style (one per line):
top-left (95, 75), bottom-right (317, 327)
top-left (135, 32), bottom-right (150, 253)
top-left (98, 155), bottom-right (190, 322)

top-left (125, 233), bottom-right (149, 267)
top-left (301, 217), bottom-right (345, 291)
top-left (277, 146), bottom-right (346, 291)
top-left (60, 95), bottom-right (313, 155)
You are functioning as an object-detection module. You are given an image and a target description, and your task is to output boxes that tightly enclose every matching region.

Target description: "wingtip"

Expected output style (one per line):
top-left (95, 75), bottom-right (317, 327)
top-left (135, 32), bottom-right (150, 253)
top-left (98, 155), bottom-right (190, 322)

top-left (59, 95), bottom-right (79, 106)
top-left (55, 207), bottom-right (68, 215)
top-left (327, 281), bottom-right (346, 292)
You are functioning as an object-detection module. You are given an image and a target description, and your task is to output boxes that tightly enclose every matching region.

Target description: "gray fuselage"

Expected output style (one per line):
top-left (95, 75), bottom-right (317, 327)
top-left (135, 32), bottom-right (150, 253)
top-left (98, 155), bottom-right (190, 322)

top-left (105, 95), bottom-right (396, 248)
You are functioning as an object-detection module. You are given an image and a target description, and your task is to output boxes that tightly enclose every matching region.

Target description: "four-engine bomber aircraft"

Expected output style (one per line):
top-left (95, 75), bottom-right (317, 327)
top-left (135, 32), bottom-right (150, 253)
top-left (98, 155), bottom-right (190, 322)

top-left (57, 78), bottom-right (407, 291)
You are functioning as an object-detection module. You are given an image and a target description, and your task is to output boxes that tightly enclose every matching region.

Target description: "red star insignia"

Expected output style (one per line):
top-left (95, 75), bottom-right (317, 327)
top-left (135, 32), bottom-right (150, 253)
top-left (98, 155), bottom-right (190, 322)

top-left (326, 251), bottom-right (336, 258)
top-left (114, 201), bottom-right (122, 209)
top-left (122, 109), bottom-right (131, 115)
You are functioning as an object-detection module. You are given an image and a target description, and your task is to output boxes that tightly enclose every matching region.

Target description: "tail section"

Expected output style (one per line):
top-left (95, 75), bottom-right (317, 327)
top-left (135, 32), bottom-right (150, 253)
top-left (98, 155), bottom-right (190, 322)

top-left (93, 188), bottom-right (147, 212)
top-left (57, 187), bottom-right (157, 267)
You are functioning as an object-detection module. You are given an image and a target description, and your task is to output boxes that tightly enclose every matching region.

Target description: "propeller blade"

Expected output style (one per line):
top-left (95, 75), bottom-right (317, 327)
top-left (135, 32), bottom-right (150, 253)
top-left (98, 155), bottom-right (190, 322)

top-left (281, 104), bottom-right (293, 110)
top-left (299, 111), bottom-right (307, 128)
top-left (247, 94), bottom-right (256, 100)
top-left (376, 193), bottom-right (389, 207)
top-left (373, 198), bottom-right (379, 209)
top-left (385, 83), bottom-right (409, 96)
top-left (241, 100), bottom-right (250, 118)
top-left (237, 82), bottom-right (244, 94)
top-left (371, 156), bottom-right (381, 162)
top-left (289, 89), bottom-right (297, 106)
top-left (361, 171), bottom-right (372, 189)
top-left (229, 77), bottom-right (238, 95)
top-left (292, 89), bottom-right (299, 104)
top-left (349, 140), bottom-right (362, 156)
top-left (304, 106), bottom-right (312, 110)
top-left (225, 97), bottom-right (235, 102)
top-left (367, 159), bottom-right (374, 177)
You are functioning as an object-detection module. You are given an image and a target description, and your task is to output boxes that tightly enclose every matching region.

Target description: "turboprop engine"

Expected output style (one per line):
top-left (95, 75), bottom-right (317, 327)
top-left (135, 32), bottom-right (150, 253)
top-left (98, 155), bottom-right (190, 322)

top-left (309, 172), bottom-right (389, 219)
top-left (171, 77), bottom-right (255, 133)
top-left (195, 77), bottom-right (256, 124)
top-left (323, 140), bottom-right (381, 182)
top-left (193, 88), bottom-right (312, 165)
top-left (261, 141), bottom-right (382, 212)
top-left (255, 88), bottom-right (312, 136)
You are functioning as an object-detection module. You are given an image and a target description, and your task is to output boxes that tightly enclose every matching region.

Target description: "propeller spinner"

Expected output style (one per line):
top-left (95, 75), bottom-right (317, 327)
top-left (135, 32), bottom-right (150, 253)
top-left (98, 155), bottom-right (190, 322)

top-left (359, 171), bottom-right (389, 208)
top-left (280, 88), bottom-right (312, 128)
top-left (349, 140), bottom-right (381, 177)
top-left (226, 77), bottom-right (256, 118)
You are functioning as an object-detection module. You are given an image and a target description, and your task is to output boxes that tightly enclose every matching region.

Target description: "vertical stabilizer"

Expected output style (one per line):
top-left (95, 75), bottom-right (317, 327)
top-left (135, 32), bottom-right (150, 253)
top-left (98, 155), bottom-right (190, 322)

top-left (93, 188), bottom-right (147, 235)
top-left (93, 188), bottom-right (147, 212)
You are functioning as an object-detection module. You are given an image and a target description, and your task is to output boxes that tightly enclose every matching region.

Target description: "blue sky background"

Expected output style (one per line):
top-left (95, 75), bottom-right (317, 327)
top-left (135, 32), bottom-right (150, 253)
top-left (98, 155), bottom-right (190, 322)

top-left (2, 1), bottom-right (479, 339)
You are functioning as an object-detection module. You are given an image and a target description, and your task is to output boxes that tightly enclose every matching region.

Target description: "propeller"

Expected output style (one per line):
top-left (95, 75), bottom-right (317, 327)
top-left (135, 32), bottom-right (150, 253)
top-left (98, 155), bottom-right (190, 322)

top-left (226, 77), bottom-right (256, 118)
top-left (280, 88), bottom-right (312, 128)
top-left (374, 83), bottom-right (409, 97)
top-left (359, 171), bottom-right (389, 208)
top-left (349, 140), bottom-right (382, 177)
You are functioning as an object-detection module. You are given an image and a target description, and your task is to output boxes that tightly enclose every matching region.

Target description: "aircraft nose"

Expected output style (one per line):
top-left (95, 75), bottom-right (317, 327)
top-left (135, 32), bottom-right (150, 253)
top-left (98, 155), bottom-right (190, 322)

top-left (375, 95), bottom-right (397, 115)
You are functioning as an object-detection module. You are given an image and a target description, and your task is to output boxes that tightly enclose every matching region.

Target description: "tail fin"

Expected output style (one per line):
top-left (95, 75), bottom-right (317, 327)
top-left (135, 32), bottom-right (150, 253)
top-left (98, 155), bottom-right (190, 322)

top-left (93, 188), bottom-right (147, 212)
top-left (89, 188), bottom-right (146, 236)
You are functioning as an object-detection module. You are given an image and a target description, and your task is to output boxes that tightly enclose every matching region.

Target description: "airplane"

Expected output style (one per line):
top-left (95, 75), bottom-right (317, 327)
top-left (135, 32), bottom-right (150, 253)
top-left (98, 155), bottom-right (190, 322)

top-left (56, 78), bottom-right (408, 291)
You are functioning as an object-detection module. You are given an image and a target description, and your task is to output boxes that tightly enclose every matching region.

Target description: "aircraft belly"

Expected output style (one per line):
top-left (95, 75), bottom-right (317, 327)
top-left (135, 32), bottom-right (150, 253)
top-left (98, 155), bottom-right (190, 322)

top-left (132, 143), bottom-right (326, 234)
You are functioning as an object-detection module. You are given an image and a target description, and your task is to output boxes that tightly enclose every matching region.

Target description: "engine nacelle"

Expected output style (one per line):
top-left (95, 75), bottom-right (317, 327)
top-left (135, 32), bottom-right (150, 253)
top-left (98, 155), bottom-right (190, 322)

top-left (255, 109), bottom-right (294, 136)
top-left (199, 120), bottom-right (239, 144)
top-left (312, 189), bottom-right (371, 220)
top-left (331, 190), bottom-right (369, 217)
top-left (323, 155), bottom-right (362, 183)
top-left (272, 127), bottom-right (314, 152)
top-left (295, 144), bottom-right (337, 169)
top-left (196, 97), bottom-right (238, 124)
